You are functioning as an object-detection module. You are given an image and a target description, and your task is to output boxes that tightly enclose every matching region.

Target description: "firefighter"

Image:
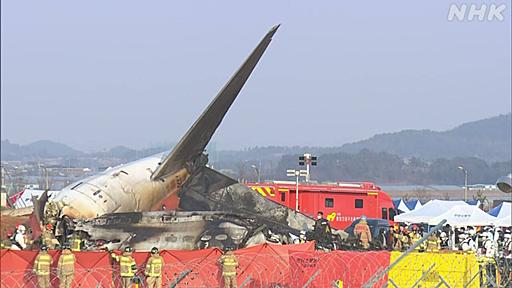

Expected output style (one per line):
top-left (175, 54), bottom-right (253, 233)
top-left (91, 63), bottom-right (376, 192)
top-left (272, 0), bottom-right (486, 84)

top-left (1, 230), bottom-right (13, 249)
top-left (112, 246), bottom-right (137, 288)
top-left (69, 232), bottom-right (82, 252)
top-left (199, 235), bottom-right (211, 249)
top-left (219, 247), bottom-right (238, 288)
top-left (354, 215), bottom-right (372, 249)
top-left (41, 223), bottom-right (59, 249)
top-left (57, 243), bottom-right (75, 288)
top-left (426, 233), bottom-right (441, 252)
top-left (33, 245), bottom-right (52, 288)
top-left (299, 231), bottom-right (307, 243)
top-left (313, 211), bottom-right (333, 250)
top-left (410, 226), bottom-right (424, 252)
top-left (145, 247), bottom-right (164, 288)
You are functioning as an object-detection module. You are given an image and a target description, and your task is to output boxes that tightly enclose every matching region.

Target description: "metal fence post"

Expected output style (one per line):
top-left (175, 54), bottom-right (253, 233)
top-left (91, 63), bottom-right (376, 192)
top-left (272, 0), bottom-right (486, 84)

top-left (302, 270), bottom-right (321, 288)
top-left (239, 275), bottom-right (252, 288)
top-left (169, 269), bottom-right (192, 288)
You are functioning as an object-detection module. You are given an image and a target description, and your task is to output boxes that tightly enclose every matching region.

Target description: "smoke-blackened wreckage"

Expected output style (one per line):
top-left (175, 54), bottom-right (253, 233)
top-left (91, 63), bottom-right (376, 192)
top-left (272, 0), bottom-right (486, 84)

top-left (32, 25), bottom-right (335, 251)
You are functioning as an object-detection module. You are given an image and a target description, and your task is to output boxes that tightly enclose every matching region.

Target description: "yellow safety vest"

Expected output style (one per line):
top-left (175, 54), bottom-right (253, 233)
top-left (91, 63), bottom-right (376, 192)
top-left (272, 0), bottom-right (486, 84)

top-left (58, 253), bottom-right (75, 275)
top-left (145, 256), bottom-right (164, 277)
top-left (71, 238), bottom-right (81, 252)
top-left (119, 255), bottom-right (136, 277)
top-left (221, 255), bottom-right (238, 276)
top-left (34, 253), bottom-right (52, 276)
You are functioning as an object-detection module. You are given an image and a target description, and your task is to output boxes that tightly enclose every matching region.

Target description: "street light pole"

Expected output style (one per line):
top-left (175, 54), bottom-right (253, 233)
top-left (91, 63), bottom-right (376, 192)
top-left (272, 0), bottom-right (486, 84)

top-left (295, 173), bottom-right (299, 211)
top-left (458, 166), bottom-right (468, 201)
top-left (287, 169), bottom-right (307, 212)
top-left (299, 153), bottom-right (317, 183)
top-left (251, 164), bottom-right (261, 183)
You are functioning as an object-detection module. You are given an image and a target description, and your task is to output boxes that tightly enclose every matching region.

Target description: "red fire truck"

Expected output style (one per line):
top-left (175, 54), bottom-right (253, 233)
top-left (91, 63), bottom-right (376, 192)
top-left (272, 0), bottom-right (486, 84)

top-left (246, 181), bottom-right (395, 230)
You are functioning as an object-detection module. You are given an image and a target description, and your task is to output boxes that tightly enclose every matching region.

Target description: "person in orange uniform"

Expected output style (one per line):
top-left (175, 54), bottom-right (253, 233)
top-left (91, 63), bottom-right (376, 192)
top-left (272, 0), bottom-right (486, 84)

top-left (112, 246), bottom-right (137, 288)
top-left (57, 243), bottom-right (76, 288)
top-left (354, 215), bottom-right (372, 249)
top-left (219, 247), bottom-right (238, 288)
top-left (33, 245), bottom-right (52, 288)
top-left (145, 247), bottom-right (164, 288)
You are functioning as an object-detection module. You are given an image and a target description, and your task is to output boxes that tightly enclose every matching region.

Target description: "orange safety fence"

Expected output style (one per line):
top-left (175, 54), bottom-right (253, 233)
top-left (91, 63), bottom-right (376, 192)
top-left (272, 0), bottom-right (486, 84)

top-left (1, 243), bottom-right (393, 288)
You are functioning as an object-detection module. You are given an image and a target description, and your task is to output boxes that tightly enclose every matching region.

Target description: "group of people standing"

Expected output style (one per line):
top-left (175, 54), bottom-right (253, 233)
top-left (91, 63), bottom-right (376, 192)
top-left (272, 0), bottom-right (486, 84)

top-left (31, 244), bottom-right (165, 288)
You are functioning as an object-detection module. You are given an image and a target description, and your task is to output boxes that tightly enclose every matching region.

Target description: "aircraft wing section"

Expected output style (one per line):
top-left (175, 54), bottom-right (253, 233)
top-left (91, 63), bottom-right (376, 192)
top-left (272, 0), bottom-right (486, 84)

top-left (151, 25), bottom-right (280, 180)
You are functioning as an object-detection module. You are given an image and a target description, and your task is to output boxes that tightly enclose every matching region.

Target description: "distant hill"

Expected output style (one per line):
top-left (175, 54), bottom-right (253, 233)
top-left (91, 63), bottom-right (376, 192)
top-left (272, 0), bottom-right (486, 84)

top-left (341, 114), bottom-right (511, 162)
top-left (1, 139), bottom-right (84, 160)
top-left (2, 114), bottom-right (510, 163)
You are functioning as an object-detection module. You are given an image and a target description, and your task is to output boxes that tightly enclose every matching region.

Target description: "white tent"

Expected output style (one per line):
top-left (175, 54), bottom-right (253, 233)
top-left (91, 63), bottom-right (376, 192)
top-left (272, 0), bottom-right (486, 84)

top-left (394, 199), bottom-right (410, 213)
top-left (493, 215), bottom-right (512, 227)
top-left (428, 205), bottom-right (497, 227)
top-left (394, 199), bottom-right (468, 224)
top-left (488, 202), bottom-right (511, 219)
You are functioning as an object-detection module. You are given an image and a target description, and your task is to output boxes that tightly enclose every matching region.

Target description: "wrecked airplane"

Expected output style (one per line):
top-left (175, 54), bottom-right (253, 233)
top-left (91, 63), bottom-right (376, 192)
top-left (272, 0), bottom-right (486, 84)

top-left (33, 25), bottom-right (321, 251)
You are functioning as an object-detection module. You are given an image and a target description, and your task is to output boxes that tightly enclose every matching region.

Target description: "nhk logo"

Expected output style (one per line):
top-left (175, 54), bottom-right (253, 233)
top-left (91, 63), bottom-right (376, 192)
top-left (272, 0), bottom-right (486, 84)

top-left (448, 3), bottom-right (507, 21)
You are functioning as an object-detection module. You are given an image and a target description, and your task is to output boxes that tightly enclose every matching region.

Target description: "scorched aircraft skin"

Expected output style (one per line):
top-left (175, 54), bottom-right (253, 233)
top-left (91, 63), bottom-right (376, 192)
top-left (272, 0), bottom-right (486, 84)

top-left (35, 25), bottom-right (317, 250)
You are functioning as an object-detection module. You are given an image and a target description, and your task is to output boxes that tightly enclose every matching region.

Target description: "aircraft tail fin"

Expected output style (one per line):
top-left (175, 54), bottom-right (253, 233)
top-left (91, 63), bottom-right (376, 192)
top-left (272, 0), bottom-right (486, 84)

top-left (151, 25), bottom-right (280, 180)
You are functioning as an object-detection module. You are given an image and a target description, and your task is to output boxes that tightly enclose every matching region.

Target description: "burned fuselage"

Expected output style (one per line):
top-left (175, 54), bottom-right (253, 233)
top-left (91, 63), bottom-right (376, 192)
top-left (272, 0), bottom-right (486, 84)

top-left (73, 170), bottom-right (317, 251)
top-left (75, 211), bottom-right (269, 251)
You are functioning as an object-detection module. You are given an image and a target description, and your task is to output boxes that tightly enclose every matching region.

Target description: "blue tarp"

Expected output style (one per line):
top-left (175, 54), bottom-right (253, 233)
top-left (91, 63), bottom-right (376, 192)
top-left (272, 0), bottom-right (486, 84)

top-left (488, 202), bottom-right (511, 218)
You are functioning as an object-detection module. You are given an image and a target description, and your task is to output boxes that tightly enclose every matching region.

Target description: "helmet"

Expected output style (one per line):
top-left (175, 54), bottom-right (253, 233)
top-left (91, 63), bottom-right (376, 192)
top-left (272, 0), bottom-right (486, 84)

top-left (124, 247), bottom-right (133, 253)
top-left (440, 232), bottom-right (447, 238)
top-left (200, 235), bottom-right (212, 241)
top-left (361, 215), bottom-right (367, 221)
top-left (62, 243), bottom-right (71, 250)
top-left (16, 225), bottom-right (26, 232)
top-left (504, 234), bottom-right (511, 239)
top-left (151, 247), bottom-right (159, 254)
top-left (40, 245), bottom-right (48, 251)
top-left (300, 230), bottom-right (306, 235)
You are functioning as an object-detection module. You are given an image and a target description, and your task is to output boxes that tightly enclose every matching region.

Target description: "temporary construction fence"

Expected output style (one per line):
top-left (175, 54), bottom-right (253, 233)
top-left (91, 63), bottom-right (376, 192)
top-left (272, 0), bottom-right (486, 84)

top-left (388, 251), bottom-right (486, 288)
top-left (1, 243), bottom-right (507, 287)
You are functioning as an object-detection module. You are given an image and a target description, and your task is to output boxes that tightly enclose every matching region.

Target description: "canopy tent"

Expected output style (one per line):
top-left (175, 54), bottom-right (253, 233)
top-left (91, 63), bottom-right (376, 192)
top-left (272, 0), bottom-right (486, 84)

top-left (493, 215), bottom-right (511, 227)
top-left (394, 200), bottom-right (468, 224)
top-left (405, 199), bottom-right (422, 211)
top-left (465, 199), bottom-right (481, 206)
top-left (428, 205), bottom-right (497, 227)
top-left (393, 199), bottom-right (410, 213)
top-left (488, 202), bottom-right (511, 219)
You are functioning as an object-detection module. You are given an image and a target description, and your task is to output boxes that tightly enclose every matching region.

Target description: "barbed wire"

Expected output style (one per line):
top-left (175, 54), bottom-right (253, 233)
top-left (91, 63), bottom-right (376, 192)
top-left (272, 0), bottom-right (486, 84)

top-left (1, 251), bottom-right (510, 287)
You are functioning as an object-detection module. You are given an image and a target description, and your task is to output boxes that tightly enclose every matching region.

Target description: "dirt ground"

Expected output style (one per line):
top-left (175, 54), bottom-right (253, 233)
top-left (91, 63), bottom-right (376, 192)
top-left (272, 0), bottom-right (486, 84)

top-left (0, 214), bottom-right (30, 239)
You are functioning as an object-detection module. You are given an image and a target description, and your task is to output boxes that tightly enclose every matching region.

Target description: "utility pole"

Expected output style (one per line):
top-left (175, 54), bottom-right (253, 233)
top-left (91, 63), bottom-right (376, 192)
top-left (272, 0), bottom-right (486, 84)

top-left (287, 169), bottom-right (307, 211)
top-left (299, 153), bottom-right (317, 183)
top-left (458, 166), bottom-right (468, 201)
top-left (251, 162), bottom-right (261, 183)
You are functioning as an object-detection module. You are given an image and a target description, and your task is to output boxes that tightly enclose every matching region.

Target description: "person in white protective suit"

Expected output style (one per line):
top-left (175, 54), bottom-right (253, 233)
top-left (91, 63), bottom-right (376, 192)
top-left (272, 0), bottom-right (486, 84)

top-left (481, 232), bottom-right (495, 258)
top-left (10, 224), bottom-right (27, 250)
top-left (459, 233), bottom-right (476, 252)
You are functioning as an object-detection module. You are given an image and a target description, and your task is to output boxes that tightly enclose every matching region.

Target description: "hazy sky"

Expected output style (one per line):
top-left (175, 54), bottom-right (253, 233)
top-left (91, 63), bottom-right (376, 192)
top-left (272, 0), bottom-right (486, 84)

top-left (1, 1), bottom-right (511, 152)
